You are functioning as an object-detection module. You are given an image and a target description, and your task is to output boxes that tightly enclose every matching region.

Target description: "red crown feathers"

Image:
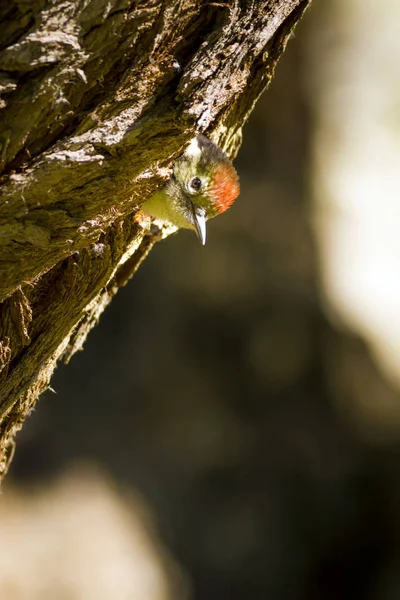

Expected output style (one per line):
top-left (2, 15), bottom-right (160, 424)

top-left (210, 164), bottom-right (240, 214)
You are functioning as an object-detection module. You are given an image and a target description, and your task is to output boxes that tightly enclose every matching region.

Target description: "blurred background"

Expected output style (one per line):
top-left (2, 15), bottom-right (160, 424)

top-left (2, 1), bottom-right (400, 598)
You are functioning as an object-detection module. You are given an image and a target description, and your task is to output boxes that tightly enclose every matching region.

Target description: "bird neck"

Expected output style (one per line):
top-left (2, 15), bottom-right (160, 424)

top-left (142, 188), bottom-right (192, 230)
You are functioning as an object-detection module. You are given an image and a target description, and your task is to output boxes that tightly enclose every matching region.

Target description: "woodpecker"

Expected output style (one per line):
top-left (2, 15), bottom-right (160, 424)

top-left (142, 135), bottom-right (240, 245)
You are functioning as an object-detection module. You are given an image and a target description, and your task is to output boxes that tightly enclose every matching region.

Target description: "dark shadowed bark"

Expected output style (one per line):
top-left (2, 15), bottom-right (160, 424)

top-left (0, 0), bottom-right (310, 478)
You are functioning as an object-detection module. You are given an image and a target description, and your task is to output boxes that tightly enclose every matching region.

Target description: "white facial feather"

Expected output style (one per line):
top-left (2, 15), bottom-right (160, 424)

top-left (185, 137), bottom-right (201, 158)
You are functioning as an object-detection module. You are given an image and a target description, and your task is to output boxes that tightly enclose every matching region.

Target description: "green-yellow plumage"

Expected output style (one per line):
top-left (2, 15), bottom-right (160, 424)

top-left (142, 135), bottom-right (240, 245)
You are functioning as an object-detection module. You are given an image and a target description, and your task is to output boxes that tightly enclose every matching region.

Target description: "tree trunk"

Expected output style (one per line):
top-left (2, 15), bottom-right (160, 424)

top-left (0, 0), bottom-right (310, 479)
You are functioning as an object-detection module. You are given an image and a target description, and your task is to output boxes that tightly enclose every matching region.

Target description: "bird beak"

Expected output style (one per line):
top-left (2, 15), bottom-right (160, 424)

top-left (193, 212), bottom-right (206, 245)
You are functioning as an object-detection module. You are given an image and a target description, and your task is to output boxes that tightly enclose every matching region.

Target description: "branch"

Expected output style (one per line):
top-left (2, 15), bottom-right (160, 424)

top-left (0, 0), bottom-right (310, 478)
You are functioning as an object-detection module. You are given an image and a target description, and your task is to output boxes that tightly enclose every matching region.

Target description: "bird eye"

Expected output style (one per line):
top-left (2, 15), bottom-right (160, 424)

top-left (189, 177), bottom-right (202, 192)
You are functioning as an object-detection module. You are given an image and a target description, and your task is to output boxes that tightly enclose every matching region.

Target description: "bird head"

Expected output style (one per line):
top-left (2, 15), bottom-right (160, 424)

top-left (142, 135), bottom-right (240, 244)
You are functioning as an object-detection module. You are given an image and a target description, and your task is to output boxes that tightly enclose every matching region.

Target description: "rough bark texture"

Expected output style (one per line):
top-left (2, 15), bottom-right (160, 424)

top-left (0, 0), bottom-right (310, 479)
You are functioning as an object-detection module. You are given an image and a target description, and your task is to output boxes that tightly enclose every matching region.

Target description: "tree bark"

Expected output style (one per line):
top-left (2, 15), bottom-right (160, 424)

top-left (0, 0), bottom-right (310, 478)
